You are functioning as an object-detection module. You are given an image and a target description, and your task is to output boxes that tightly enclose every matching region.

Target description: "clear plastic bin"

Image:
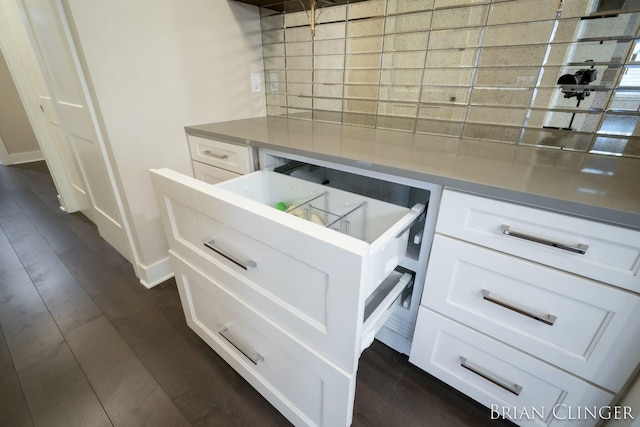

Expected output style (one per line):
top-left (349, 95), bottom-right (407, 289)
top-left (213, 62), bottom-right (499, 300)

top-left (219, 170), bottom-right (414, 245)
top-left (284, 191), bottom-right (368, 240)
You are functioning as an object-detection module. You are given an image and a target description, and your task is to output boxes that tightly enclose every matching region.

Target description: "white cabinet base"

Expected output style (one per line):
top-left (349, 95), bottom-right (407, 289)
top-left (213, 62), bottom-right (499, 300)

top-left (423, 235), bottom-right (640, 393)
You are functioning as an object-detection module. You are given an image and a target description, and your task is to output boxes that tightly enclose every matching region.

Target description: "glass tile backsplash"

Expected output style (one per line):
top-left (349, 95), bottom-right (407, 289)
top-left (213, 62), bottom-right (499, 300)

top-left (260, 0), bottom-right (640, 157)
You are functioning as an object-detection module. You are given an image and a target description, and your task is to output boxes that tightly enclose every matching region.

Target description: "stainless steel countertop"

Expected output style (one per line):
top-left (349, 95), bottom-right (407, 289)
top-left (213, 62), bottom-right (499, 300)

top-left (185, 116), bottom-right (640, 231)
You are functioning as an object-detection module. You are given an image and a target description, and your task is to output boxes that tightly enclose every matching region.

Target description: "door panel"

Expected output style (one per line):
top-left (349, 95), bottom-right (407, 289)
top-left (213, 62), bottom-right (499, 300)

top-left (67, 133), bottom-right (119, 222)
top-left (22, 0), bottom-right (84, 105)
top-left (40, 96), bottom-right (89, 205)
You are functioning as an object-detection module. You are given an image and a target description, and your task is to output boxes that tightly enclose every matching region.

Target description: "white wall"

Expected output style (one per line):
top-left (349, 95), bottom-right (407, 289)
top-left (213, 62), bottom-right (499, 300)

top-left (0, 47), bottom-right (42, 164)
top-left (62, 0), bottom-right (266, 286)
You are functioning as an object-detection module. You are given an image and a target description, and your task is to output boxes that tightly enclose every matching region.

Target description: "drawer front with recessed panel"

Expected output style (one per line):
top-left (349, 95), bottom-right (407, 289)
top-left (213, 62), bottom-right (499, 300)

top-left (150, 168), bottom-right (422, 370)
top-left (192, 161), bottom-right (241, 184)
top-left (436, 189), bottom-right (640, 292)
top-left (410, 309), bottom-right (614, 427)
top-left (171, 253), bottom-right (353, 427)
top-left (423, 235), bottom-right (640, 392)
top-left (188, 134), bottom-right (253, 174)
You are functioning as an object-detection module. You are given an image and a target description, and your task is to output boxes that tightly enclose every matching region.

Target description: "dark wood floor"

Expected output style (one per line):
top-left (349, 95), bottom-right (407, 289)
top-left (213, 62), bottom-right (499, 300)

top-left (0, 161), bottom-right (513, 427)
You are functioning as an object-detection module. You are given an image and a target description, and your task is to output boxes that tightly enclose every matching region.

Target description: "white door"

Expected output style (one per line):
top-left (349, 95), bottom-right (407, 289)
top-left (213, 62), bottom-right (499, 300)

top-left (20, 0), bottom-right (131, 261)
top-left (0, 3), bottom-right (86, 212)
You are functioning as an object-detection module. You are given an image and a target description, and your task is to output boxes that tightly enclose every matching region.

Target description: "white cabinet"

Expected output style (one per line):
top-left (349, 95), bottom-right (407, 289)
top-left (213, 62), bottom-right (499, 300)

top-left (435, 190), bottom-right (640, 293)
top-left (150, 168), bottom-right (422, 369)
top-left (421, 235), bottom-right (640, 392)
top-left (410, 189), bottom-right (640, 427)
top-left (188, 134), bottom-right (256, 184)
top-left (411, 310), bottom-right (614, 427)
top-left (150, 156), bottom-right (441, 426)
top-left (192, 161), bottom-right (240, 184)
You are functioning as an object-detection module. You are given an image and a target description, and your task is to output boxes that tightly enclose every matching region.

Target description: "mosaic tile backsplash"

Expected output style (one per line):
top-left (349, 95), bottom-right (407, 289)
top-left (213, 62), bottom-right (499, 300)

top-left (259, 0), bottom-right (640, 157)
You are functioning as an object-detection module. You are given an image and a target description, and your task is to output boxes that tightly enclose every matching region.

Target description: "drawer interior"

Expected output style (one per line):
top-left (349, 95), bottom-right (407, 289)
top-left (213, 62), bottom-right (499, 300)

top-left (268, 158), bottom-right (432, 260)
top-left (218, 169), bottom-right (422, 245)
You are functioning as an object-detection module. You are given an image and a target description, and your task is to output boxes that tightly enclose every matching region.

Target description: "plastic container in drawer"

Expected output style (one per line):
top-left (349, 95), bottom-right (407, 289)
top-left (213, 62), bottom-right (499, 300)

top-left (170, 253), bottom-right (353, 427)
top-left (423, 235), bottom-right (640, 393)
top-left (436, 189), bottom-right (640, 292)
top-left (188, 134), bottom-right (253, 174)
top-left (218, 170), bottom-right (421, 242)
top-left (410, 309), bottom-right (614, 427)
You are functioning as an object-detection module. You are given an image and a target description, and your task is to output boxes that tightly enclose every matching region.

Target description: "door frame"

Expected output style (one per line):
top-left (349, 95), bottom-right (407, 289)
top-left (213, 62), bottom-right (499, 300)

top-left (0, 1), bottom-right (142, 281)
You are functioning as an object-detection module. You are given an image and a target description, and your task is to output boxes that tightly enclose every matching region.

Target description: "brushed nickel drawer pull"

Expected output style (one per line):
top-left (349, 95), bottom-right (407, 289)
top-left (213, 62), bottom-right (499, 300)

top-left (219, 326), bottom-right (264, 365)
top-left (204, 238), bottom-right (257, 270)
top-left (501, 225), bottom-right (588, 254)
top-left (203, 150), bottom-right (229, 160)
top-left (482, 289), bottom-right (557, 326)
top-left (460, 356), bottom-right (523, 396)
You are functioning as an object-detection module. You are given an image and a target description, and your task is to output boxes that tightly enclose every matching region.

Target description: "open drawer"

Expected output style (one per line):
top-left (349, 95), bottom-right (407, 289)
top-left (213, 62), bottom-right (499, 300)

top-left (215, 169), bottom-right (424, 297)
top-left (150, 168), bottom-right (422, 370)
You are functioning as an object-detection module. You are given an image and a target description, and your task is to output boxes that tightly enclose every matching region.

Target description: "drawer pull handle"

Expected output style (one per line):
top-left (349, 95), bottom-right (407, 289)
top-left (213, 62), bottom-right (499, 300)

top-left (501, 225), bottom-right (588, 254)
top-left (219, 326), bottom-right (264, 365)
top-left (204, 238), bottom-right (257, 270)
top-left (460, 356), bottom-right (523, 396)
top-left (482, 289), bottom-right (557, 326)
top-left (203, 150), bottom-right (229, 160)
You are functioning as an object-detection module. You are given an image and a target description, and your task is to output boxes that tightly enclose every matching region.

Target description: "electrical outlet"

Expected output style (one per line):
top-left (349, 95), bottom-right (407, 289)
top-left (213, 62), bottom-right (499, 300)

top-left (270, 72), bottom-right (279, 93)
top-left (251, 73), bottom-right (261, 93)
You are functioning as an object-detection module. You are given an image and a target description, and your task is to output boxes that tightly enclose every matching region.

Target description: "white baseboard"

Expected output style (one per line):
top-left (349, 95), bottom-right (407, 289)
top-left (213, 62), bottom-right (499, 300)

top-left (9, 150), bottom-right (45, 164)
top-left (137, 256), bottom-right (174, 289)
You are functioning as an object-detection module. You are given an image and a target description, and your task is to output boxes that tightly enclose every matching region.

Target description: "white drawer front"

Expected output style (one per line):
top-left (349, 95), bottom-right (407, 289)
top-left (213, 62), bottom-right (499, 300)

top-left (150, 168), bottom-right (420, 369)
top-left (171, 254), bottom-right (353, 427)
top-left (410, 309), bottom-right (614, 427)
top-left (192, 161), bottom-right (240, 184)
top-left (424, 235), bottom-right (640, 392)
top-left (436, 189), bottom-right (640, 292)
top-left (188, 134), bottom-right (253, 174)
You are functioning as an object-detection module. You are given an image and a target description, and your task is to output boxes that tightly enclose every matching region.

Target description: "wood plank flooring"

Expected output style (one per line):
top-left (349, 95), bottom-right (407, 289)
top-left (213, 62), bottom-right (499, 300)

top-left (0, 161), bottom-right (512, 427)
